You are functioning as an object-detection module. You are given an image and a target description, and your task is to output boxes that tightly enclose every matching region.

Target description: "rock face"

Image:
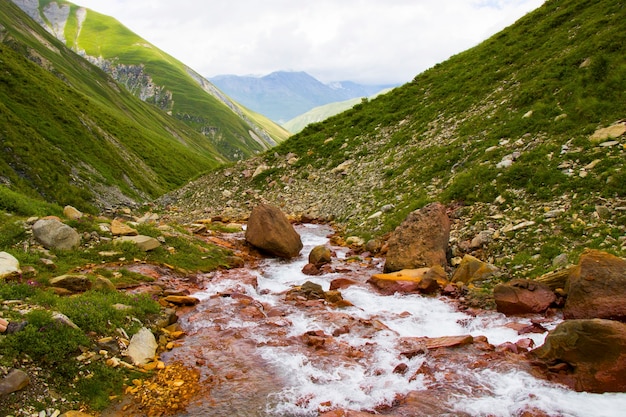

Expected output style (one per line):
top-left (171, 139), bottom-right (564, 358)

top-left (493, 279), bottom-right (556, 315)
top-left (32, 218), bottom-right (81, 250)
top-left (563, 250), bottom-right (626, 321)
top-left (531, 319), bottom-right (626, 392)
top-left (126, 327), bottom-right (158, 365)
top-left (383, 202), bottom-right (450, 272)
top-left (0, 251), bottom-right (20, 280)
top-left (245, 204), bottom-right (303, 258)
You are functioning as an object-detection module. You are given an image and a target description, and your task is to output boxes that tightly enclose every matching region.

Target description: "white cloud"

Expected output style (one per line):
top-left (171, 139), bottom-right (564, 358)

top-left (72, 0), bottom-right (545, 84)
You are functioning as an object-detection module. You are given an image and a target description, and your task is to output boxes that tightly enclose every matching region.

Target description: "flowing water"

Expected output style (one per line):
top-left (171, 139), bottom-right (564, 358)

top-left (159, 224), bottom-right (626, 417)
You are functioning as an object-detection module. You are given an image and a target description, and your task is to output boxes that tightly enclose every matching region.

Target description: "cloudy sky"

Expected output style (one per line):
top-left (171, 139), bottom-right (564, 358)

top-left (73, 0), bottom-right (544, 85)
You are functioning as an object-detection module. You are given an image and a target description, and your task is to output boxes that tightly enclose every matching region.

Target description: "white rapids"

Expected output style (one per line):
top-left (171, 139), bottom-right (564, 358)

top-left (180, 224), bottom-right (626, 417)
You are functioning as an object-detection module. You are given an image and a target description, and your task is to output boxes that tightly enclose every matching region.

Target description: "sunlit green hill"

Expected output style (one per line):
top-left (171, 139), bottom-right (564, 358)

top-left (12, 0), bottom-right (290, 161)
top-left (0, 1), bottom-right (227, 212)
top-left (169, 0), bottom-right (626, 273)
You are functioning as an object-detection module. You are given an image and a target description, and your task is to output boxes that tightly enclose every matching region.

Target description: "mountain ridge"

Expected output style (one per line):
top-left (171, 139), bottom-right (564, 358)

top-left (164, 0), bottom-right (626, 278)
top-left (12, 0), bottom-right (290, 160)
top-left (0, 0), bottom-right (226, 212)
top-left (210, 70), bottom-right (397, 123)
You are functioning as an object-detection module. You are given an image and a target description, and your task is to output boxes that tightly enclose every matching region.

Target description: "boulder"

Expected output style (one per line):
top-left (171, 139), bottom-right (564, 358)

top-left (0, 369), bottom-right (30, 396)
top-left (309, 245), bottom-right (331, 267)
top-left (451, 254), bottom-right (499, 284)
top-left (32, 218), bottom-right (81, 250)
top-left (494, 279), bottom-right (556, 315)
top-left (245, 204), bottom-right (303, 258)
top-left (163, 295), bottom-right (200, 306)
top-left (110, 219), bottom-right (138, 236)
top-left (93, 275), bottom-right (116, 291)
top-left (563, 250), bottom-right (626, 321)
top-left (383, 202), bottom-right (450, 272)
top-left (0, 251), bottom-right (20, 280)
top-left (531, 319), bottom-right (626, 392)
top-left (368, 266), bottom-right (448, 295)
top-left (115, 235), bottom-right (161, 251)
top-left (126, 327), bottom-right (158, 365)
top-left (63, 205), bottom-right (83, 220)
top-left (49, 274), bottom-right (92, 293)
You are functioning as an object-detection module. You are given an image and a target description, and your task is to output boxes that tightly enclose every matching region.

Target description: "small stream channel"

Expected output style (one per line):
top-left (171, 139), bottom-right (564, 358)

top-left (159, 224), bottom-right (626, 416)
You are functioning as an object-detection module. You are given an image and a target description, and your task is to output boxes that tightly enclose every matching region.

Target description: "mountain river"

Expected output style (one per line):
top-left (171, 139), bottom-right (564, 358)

top-left (145, 224), bottom-right (626, 416)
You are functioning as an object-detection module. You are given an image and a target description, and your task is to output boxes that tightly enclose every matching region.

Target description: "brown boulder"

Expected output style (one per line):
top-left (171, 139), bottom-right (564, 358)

top-left (494, 279), bottom-right (556, 315)
top-left (451, 254), bottom-right (498, 284)
top-left (309, 245), bottom-right (331, 267)
top-left (245, 204), bottom-right (303, 258)
top-left (563, 250), bottom-right (626, 321)
top-left (531, 319), bottom-right (626, 392)
top-left (49, 274), bottom-right (92, 293)
top-left (383, 202), bottom-right (450, 272)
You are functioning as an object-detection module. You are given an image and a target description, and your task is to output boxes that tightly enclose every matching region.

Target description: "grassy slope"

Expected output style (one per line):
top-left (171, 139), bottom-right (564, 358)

top-left (0, 1), bottom-right (225, 212)
top-left (54, 1), bottom-right (289, 159)
top-left (169, 0), bottom-right (625, 274)
top-left (283, 89), bottom-right (393, 133)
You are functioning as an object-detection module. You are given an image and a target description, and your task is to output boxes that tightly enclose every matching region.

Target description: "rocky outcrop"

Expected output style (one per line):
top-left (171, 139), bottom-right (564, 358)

top-left (32, 218), bottom-right (81, 250)
top-left (531, 319), bottom-right (626, 393)
top-left (563, 250), bottom-right (626, 321)
top-left (245, 204), bottom-right (303, 258)
top-left (0, 252), bottom-right (20, 280)
top-left (383, 203), bottom-right (450, 272)
top-left (493, 279), bottom-right (556, 315)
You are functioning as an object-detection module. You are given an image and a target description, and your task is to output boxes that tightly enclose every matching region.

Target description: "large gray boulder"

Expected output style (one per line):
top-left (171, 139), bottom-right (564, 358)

top-left (245, 204), bottom-right (303, 258)
top-left (32, 218), bottom-right (81, 250)
top-left (384, 202), bottom-right (450, 272)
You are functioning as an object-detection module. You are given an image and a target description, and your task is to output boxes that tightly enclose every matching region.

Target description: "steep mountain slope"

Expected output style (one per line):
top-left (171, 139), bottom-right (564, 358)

top-left (283, 88), bottom-right (394, 133)
top-left (12, 0), bottom-right (290, 160)
top-left (165, 0), bottom-right (625, 277)
top-left (210, 71), bottom-right (396, 123)
top-left (0, 1), bottom-right (226, 212)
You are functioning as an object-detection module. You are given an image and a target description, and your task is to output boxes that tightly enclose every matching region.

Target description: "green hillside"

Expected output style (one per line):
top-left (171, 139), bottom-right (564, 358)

top-left (0, 1), bottom-right (228, 213)
top-left (283, 88), bottom-right (393, 133)
top-left (167, 0), bottom-right (626, 274)
top-left (14, 0), bottom-right (290, 160)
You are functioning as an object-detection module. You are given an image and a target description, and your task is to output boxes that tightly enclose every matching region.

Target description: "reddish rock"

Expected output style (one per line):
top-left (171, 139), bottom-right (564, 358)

top-left (493, 279), bottom-right (556, 315)
top-left (163, 295), bottom-right (200, 306)
top-left (329, 278), bottom-right (358, 290)
top-left (245, 204), bottom-right (303, 258)
top-left (563, 250), bottom-right (626, 321)
top-left (383, 202), bottom-right (450, 272)
top-left (531, 319), bottom-right (626, 393)
top-left (302, 263), bottom-right (322, 276)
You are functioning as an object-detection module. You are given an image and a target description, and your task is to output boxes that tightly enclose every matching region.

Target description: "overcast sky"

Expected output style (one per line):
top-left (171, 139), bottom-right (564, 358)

top-left (72, 0), bottom-right (544, 85)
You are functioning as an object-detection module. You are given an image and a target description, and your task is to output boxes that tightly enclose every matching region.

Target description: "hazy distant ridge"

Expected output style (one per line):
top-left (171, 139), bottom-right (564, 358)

top-left (210, 71), bottom-right (397, 123)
